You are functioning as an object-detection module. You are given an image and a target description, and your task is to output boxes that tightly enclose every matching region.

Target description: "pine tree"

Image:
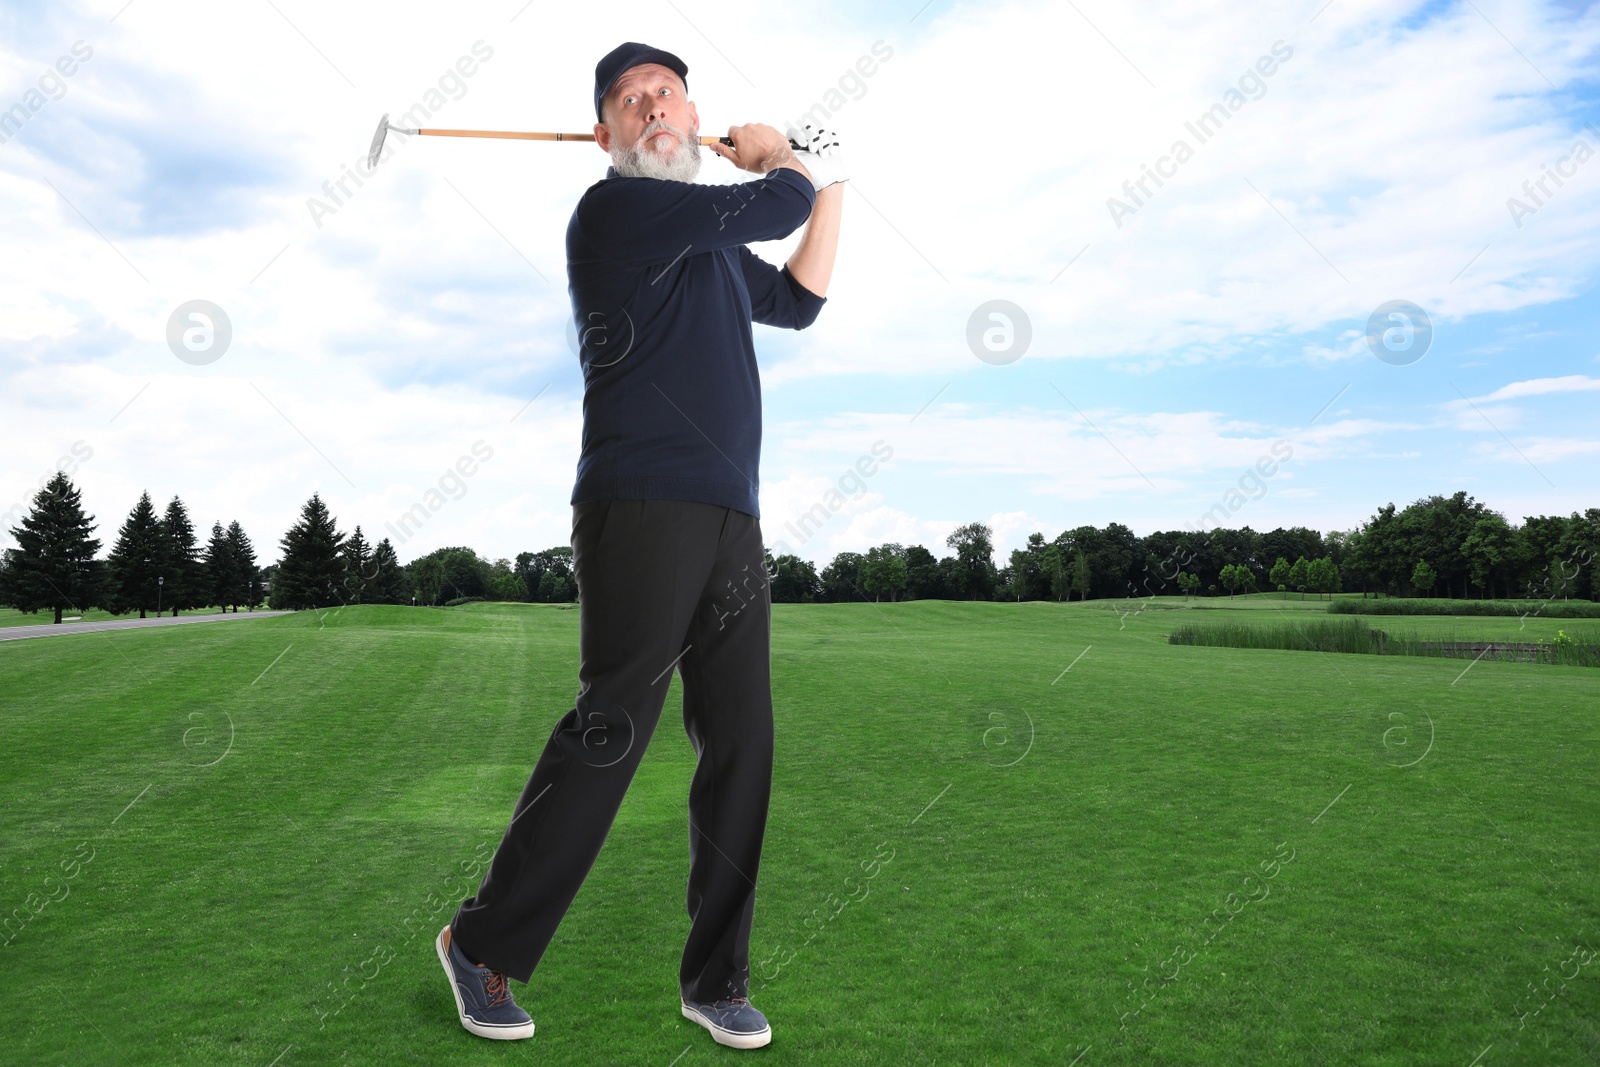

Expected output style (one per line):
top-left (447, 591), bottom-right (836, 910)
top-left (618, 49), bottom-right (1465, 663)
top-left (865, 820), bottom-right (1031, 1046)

top-left (107, 492), bottom-right (167, 618)
top-left (225, 521), bottom-right (261, 610)
top-left (203, 521), bottom-right (233, 611)
top-left (271, 493), bottom-right (347, 610)
top-left (340, 525), bottom-right (371, 605)
top-left (161, 496), bottom-right (202, 615)
top-left (0, 473), bottom-right (105, 624)
top-left (369, 538), bottom-right (409, 604)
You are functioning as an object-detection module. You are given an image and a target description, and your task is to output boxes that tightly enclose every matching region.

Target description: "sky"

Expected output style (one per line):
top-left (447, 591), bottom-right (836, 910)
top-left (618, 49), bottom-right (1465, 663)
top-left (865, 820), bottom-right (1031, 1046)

top-left (2, 0), bottom-right (1598, 567)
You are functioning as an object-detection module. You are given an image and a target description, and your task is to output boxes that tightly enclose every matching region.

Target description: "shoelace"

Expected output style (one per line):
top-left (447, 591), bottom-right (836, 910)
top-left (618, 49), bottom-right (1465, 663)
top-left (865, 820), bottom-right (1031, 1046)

top-left (483, 969), bottom-right (512, 1008)
top-left (456, 935), bottom-right (514, 1009)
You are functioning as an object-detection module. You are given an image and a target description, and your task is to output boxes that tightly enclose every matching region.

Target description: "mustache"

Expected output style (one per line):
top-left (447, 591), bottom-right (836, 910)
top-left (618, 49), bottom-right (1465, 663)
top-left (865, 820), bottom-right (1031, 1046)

top-left (636, 119), bottom-right (697, 148)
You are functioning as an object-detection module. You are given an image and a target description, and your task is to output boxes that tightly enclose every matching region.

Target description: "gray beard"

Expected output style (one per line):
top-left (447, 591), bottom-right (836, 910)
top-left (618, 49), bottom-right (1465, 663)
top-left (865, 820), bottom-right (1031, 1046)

top-left (610, 120), bottom-right (702, 182)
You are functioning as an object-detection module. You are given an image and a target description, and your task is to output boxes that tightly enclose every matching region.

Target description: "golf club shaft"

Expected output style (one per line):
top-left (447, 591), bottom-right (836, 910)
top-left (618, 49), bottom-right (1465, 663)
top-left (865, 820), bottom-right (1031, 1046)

top-left (413, 128), bottom-right (800, 148)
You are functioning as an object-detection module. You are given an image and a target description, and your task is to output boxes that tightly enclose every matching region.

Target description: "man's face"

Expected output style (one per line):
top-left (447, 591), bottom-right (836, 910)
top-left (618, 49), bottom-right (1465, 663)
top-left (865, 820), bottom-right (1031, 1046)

top-left (595, 63), bottom-right (702, 181)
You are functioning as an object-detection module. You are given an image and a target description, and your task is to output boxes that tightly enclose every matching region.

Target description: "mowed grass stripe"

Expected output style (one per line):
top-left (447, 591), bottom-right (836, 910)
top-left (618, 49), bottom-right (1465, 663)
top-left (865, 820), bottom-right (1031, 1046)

top-left (0, 601), bottom-right (1595, 1065)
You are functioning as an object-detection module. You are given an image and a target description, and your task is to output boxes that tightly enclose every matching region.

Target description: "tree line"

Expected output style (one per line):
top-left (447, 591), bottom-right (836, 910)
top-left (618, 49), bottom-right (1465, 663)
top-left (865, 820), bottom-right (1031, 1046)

top-left (0, 476), bottom-right (581, 621)
top-left (263, 494), bottom-right (580, 610)
top-left (5, 476), bottom-right (1595, 622)
top-left (770, 492), bottom-right (1600, 604)
top-left (0, 473), bottom-right (262, 623)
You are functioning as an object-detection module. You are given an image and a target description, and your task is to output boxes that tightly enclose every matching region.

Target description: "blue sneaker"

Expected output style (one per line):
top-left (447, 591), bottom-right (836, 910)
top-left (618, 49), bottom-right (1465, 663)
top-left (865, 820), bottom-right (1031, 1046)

top-left (435, 924), bottom-right (535, 1040)
top-left (681, 994), bottom-right (772, 1049)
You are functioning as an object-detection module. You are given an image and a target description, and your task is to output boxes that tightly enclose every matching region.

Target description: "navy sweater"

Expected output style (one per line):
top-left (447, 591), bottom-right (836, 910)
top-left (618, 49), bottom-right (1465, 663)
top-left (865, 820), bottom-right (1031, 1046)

top-left (565, 164), bottom-right (825, 518)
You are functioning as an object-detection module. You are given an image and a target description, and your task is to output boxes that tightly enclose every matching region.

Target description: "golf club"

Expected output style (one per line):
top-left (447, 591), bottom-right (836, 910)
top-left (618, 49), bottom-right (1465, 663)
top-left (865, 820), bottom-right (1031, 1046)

top-left (367, 113), bottom-right (800, 169)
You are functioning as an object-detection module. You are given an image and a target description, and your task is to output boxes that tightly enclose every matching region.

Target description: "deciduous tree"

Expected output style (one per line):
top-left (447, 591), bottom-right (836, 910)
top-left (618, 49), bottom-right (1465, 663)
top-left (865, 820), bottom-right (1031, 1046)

top-left (1269, 557), bottom-right (1291, 599)
top-left (1411, 559), bottom-right (1436, 598)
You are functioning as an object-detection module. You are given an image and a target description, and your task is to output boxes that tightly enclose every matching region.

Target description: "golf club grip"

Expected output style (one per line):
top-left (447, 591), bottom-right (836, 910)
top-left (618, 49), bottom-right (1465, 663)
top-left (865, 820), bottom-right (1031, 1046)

top-left (416, 129), bottom-right (800, 149)
top-left (716, 137), bottom-right (805, 149)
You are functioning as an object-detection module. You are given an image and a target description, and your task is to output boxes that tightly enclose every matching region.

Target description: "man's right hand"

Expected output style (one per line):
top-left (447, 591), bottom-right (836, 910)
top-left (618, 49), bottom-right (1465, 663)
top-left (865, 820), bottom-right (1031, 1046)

top-left (709, 124), bottom-right (812, 183)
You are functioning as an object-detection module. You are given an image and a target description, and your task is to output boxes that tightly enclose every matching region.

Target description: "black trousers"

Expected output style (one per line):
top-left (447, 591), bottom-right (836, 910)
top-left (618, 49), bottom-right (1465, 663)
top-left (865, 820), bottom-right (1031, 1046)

top-left (450, 498), bottom-right (774, 1003)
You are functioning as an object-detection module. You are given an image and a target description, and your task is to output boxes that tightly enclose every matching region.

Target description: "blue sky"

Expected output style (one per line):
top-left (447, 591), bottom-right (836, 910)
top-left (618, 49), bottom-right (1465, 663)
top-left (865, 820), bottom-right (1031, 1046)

top-left (2, 0), bottom-right (1598, 565)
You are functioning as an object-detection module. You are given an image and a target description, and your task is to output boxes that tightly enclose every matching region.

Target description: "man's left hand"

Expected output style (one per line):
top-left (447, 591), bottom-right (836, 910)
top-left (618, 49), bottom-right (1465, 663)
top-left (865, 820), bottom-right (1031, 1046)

top-left (784, 123), bottom-right (847, 191)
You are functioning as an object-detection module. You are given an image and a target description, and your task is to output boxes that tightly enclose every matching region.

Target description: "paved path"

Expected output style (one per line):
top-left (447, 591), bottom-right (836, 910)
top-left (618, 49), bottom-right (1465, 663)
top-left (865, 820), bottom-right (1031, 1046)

top-left (0, 611), bottom-right (293, 643)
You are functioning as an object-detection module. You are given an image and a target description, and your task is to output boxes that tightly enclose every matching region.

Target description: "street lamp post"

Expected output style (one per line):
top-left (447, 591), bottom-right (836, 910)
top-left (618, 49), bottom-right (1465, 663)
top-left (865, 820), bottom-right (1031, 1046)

top-left (157, 575), bottom-right (164, 618)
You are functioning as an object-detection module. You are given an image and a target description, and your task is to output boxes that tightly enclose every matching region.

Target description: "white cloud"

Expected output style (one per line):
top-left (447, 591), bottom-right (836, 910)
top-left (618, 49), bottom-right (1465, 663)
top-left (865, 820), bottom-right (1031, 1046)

top-left (1439, 374), bottom-right (1600, 432)
top-left (1471, 374), bottom-right (1600, 402)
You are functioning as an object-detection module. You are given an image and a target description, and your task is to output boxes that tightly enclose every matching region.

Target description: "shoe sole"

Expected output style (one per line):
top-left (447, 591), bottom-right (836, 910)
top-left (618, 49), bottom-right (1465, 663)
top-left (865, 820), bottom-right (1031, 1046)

top-left (435, 926), bottom-right (535, 1041)
top-left (682, 1002), bottom-right (772, 1049)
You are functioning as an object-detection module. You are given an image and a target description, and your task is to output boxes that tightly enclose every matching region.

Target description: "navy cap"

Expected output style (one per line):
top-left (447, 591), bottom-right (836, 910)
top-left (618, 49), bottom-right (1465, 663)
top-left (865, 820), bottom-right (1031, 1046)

top-left (594, 42), bottom-right (689, 123)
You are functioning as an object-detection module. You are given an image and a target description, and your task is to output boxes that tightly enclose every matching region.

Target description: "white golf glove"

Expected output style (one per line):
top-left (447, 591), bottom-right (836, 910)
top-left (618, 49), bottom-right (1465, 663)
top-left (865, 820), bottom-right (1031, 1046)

top-left (784, 123), bottom-right (846, 191)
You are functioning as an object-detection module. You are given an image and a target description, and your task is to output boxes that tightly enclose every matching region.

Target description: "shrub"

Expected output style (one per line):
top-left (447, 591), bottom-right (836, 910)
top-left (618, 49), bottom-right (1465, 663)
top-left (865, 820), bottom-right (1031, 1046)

top-left (1169, 620), bottom-right (1599, 667)
top-left (1168, 617), bottom-right (1382, 654)
top-left (1328, 598), bottom-right (1600, 619)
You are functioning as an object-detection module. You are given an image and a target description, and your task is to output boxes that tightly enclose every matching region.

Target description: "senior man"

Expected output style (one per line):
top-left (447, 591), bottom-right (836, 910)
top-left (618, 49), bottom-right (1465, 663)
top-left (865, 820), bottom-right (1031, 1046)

top-left (435, 42), bottom-right (844, 1050)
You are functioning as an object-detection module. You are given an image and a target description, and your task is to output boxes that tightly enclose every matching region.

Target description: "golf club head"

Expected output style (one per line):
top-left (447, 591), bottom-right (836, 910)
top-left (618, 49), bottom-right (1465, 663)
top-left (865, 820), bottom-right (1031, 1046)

top-left (368, 113), bottom-right (391, 170)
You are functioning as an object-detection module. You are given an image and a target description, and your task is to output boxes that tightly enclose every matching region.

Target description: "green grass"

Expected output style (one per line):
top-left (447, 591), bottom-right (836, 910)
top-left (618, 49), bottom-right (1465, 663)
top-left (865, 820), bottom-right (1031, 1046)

top-left (1092, 591), bottom-right (1352, 610)
top-left (2, 600), bottom-right (1598, 1065)
top-left (1110, 595), bottom-right (1600, 640)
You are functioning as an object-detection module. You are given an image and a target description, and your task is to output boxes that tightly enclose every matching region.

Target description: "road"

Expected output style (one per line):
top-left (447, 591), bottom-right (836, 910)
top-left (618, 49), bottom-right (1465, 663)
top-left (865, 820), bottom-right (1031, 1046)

top-left (0, 611), bottom-right (293, 643)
